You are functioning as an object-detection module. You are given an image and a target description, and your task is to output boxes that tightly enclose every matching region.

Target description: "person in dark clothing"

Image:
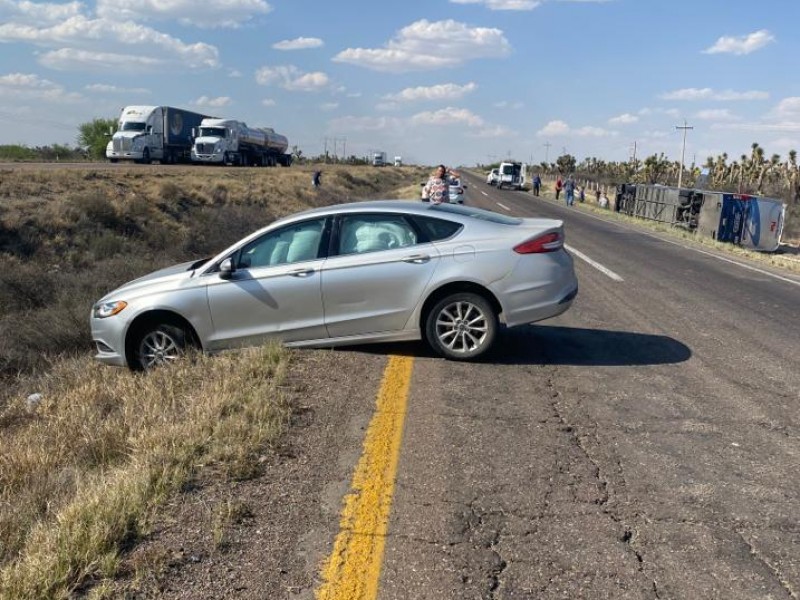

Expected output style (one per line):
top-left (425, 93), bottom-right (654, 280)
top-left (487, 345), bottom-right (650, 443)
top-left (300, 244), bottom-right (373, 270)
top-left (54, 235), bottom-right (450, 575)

top-left (312, 170), bottom-right (322, 188)
top-left (532, 174), bottom-right (541, 196)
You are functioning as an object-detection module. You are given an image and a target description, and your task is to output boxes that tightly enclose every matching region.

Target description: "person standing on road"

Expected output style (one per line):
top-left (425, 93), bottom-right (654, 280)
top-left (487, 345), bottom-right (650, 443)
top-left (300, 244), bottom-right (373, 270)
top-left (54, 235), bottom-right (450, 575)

top-left (564, 176), bottom-right (576, 206)
top-left (555, 176), bottom-right (563, 200)
top-left (421, 164), bottom-right (451, 204)
top-left (532, 174), bottom-right (541, 196)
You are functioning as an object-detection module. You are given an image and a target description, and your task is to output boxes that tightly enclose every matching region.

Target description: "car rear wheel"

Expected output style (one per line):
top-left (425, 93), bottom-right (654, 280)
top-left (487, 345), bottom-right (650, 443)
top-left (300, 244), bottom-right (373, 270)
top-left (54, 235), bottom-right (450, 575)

top-left (132, 323), bottom-right (189, 371)
top-left (425, 292), bottom-right (497, 360)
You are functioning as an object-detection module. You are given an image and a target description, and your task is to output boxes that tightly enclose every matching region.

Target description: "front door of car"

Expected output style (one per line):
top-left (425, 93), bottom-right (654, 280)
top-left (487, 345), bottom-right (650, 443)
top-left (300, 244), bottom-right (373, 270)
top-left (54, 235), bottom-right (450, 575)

top-left (322, 213), bottom-right (440, 338)
top-left (204, 218), bottom-right (328, 350)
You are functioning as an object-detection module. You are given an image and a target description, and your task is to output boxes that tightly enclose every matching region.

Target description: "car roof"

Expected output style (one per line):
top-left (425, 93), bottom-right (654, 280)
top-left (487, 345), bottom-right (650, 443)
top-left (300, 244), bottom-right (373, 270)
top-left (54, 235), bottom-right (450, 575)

top-left (278, 200), bottom-right (439, 222)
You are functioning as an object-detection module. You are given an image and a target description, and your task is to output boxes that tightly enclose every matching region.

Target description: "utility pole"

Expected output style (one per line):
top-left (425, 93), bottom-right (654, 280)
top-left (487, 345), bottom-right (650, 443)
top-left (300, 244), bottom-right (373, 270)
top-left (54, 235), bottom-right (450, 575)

top-left (676, 120), bottom-right (693, 189)
top-left (543, 142), bottom-right (551, 165)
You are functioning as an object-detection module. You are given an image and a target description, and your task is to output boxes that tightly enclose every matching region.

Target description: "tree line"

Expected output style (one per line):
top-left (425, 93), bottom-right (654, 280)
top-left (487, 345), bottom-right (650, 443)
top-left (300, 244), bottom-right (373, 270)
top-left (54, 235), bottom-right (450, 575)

top-left (534, 143), bottom-right (799, 205)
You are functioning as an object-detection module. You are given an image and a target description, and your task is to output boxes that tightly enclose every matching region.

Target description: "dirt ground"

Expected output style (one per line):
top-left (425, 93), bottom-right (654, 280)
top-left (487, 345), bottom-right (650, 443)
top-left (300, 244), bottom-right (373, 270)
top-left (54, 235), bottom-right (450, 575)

top-left (107, 346), bottom-right (392, 599)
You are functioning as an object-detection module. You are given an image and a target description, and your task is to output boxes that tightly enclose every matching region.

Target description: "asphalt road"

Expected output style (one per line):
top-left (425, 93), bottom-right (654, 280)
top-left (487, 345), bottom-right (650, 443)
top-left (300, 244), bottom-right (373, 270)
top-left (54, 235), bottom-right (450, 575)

top-left (375, 174), bottom-right (800, 599)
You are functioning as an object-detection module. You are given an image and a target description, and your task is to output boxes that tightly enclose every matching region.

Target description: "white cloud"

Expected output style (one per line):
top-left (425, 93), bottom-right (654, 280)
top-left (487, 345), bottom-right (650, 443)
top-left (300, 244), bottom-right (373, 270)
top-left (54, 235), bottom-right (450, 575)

top-left (96, 0), bottom-right (272, 28)
top-left (537, 119), bottom-right (616, 137)
top-left (192, 95), bottom-right (231, 108)
top-left (320, 102), bottom-right (339, 111)
top-left (0, 16), bottom-right (220, 71)
top-left (609, 113), bottom-right (638, 125)
top-left (449, 0), bottom-right (542, 10)
top-left (85, 83), bottom-right (150, 94)
top-left (384, 82), bottom-right (477, 102)
top-left (493, 100), bottom-right (523, 109)
top-left (0, 0), bottom-right (83, 25)
top-left (768, 138), bottom-right (800, 154)
top-left (333, 19), bottom-right (510, 72)
top-left (694, 109), bottom-right (739, 121)
top-left (467, 125), bottom-right (517, 138)
top-left (0, 72), bottom-right (82, 102)
top-left (660, 88), bottom-right (769, 101)
top-left (272, 37), bottom-right (323, 50)
top-left (329, 116), bottom-right (399, 133)
top-left (411, 107), bottom-right (485, 127)
top-left (773, 97), bottom-right (800, 117)
top-left (255, 65), bottom-right (330, 91)
top-left (261, 98), bottom-right (276, 106)
top-left (703, 29), bottom-right (775, 55)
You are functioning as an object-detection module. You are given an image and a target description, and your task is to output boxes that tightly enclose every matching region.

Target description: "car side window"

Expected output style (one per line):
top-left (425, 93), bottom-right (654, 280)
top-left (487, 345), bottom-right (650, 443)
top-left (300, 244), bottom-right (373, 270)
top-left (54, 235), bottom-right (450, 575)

top-left (338, 214), bottom-right (418, 255)
top-left (409, 216), bottom-right (463, 242)
top-left (237, 218), bottom-right (325, 269)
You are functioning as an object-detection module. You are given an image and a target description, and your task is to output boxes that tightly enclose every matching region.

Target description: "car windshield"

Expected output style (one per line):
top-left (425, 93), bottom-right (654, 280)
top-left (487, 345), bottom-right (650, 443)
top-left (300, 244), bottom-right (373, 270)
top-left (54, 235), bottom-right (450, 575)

top-left (431, 203), bottom-right (522, 225)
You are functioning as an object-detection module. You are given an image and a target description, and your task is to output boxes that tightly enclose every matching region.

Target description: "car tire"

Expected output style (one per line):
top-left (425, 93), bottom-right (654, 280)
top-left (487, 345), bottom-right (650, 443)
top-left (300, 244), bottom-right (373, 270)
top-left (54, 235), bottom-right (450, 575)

top-left (131, 323), bottom-right (190, 371)
top-left (141, 147), bottom-right (150, 164)
top-left (425, 292), bottom-right (497, 360)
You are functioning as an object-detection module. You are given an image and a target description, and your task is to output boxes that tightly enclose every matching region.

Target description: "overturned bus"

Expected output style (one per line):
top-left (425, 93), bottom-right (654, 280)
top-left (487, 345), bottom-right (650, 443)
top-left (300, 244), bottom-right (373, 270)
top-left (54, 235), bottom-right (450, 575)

top-left (614, 184), bottom-right (786, 252)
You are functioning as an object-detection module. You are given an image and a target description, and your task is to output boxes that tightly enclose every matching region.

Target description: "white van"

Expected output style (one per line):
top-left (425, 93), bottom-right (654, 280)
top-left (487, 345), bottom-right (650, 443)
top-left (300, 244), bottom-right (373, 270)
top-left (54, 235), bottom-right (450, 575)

top-left (497, 162), bottom-right (527, 190)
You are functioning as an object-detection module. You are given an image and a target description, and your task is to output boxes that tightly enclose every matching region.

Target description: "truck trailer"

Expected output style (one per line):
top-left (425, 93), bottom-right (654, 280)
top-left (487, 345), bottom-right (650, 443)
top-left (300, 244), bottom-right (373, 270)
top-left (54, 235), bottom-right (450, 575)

top-left (372, 151), bottom-right (387, 167)
top-left (191, 118), bottom-right (291, 166)
top-left (106, 105), bottom-right (211, 164)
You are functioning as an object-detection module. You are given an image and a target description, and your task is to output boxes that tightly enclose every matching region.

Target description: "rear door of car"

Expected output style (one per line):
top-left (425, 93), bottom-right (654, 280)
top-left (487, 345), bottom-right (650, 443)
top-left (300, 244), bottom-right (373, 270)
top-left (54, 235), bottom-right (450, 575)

top-left (321, 212), bottom-right (441, 338)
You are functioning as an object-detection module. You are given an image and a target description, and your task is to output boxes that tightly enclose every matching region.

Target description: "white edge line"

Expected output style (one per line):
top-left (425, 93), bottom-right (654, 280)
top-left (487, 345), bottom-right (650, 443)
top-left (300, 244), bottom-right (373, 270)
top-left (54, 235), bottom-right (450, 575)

top-left (565, 243), bottom-right (624, 282)
top-left (481, 190), bottom-right (489, 197)
top-left (496, 202), bottom-right (511, 212)
top-left (546, 200), bottom-right (800, 288)
top-left (653, 235), bottom-right (800, 287)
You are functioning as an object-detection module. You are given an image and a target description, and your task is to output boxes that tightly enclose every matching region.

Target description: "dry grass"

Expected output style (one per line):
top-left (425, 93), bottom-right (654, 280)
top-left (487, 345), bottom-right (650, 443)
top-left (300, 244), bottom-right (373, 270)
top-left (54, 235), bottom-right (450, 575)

top-left (0, 163), bottom-right (428, 596)
top-left (0, 164), bottom-right (428, 378)
top-left (0, 344), bottom-right (290, 599)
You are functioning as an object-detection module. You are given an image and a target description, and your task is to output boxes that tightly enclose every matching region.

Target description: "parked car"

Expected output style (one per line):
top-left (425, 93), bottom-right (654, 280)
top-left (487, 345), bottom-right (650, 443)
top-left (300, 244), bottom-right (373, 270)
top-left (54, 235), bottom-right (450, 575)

top-left (487, 169), bottom-right (499, 185)
top-left (448, 177), bottom-right (467, 204)
top-left (91, 201), bottom-right (578, 370)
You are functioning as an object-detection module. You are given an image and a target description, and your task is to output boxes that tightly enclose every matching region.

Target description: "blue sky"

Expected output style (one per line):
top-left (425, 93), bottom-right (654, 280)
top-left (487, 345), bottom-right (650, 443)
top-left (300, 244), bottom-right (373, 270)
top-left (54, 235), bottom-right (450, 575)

top-left (1, 0), bottom-right (799, 167)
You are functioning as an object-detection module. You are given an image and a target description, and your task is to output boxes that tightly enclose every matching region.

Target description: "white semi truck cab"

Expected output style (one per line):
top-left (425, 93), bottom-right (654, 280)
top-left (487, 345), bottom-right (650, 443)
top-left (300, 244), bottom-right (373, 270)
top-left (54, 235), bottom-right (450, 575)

top-left (106, 106), bottom-right (209, 164)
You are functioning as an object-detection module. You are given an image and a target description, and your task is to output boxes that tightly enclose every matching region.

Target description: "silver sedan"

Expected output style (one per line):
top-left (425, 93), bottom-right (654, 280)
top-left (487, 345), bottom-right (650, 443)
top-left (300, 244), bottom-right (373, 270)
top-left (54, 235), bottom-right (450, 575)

top-left (91, 201), bottom-right (578, 370)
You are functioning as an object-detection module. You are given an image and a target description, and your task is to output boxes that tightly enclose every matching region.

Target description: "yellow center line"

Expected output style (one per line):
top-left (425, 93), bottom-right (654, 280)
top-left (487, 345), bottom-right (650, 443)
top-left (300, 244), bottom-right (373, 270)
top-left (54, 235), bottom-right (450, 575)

top-left (315, 355), bottom-right (415, 600)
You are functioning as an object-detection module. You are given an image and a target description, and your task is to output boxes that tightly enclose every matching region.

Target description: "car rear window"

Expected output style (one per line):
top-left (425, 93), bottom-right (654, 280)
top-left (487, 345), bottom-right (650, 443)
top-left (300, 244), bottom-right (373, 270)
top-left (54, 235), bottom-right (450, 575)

top-left (411, 216), bottom-right (463, 241)
top-left (430, 203), bottom-right (522, 225)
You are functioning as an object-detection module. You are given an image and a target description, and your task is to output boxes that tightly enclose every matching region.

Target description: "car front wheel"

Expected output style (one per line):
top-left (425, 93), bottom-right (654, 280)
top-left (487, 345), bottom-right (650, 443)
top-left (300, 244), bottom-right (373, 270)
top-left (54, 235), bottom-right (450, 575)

top-left (425, 292), bottom-right (497, 360)
top-left (131, 323), bottom-right (189, 371)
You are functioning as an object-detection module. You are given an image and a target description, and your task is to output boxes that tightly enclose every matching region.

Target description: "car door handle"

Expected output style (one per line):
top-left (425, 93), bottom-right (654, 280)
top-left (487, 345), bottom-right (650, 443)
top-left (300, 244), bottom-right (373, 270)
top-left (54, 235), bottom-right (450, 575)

top-left (402, 254), bottom-right (430, 264)
top-left (289, 267), bottom-right (315, 277)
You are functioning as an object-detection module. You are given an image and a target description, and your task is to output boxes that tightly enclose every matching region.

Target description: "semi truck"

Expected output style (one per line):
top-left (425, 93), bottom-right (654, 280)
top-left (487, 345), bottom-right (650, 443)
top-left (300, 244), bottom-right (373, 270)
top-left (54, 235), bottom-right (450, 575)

top-left (106, 105), bottom-right (211, 164)
top-left (372, 151), bottom-right (387, 166)
top-left (191, 118), bottom-right (291, 166)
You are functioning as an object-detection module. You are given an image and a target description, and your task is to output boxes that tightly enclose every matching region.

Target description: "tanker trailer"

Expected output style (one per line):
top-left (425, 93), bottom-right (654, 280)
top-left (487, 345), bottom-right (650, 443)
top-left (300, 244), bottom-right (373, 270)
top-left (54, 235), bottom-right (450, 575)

top-left (191, 118), bottom-right (292, 166)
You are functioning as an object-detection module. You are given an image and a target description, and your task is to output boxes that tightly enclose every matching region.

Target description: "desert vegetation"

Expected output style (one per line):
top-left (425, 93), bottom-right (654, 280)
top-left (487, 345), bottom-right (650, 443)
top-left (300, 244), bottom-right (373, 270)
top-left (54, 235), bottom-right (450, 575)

top-left (0, 164), bottom-right (426, 380)
top-left (0, 162), bottom-right (425, 598)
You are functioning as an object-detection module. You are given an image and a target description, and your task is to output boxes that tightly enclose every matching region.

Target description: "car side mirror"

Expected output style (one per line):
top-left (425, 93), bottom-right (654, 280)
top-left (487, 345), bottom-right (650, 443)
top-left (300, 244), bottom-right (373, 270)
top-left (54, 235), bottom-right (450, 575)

top-left (219, 257), bottom-right (235, 280)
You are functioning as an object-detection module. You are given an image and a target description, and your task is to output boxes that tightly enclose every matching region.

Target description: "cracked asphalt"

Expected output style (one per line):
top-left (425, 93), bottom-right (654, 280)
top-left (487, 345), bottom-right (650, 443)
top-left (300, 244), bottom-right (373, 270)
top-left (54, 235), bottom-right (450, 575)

top-left (124, 175), bottom-right (799, 599)
top-left (375, 177), bottom-right (800, 599)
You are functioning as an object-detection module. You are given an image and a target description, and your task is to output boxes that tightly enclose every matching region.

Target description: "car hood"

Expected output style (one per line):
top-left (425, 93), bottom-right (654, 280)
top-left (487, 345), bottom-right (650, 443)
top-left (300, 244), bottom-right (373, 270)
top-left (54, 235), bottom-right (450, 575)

top-left (99, 258), bottom-right (208, 301)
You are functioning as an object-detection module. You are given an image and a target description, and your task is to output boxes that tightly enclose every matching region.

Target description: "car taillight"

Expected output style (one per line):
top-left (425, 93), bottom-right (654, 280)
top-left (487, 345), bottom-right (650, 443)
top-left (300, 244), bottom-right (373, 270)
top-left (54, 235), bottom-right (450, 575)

top-left (513, 231), bottom-right (563, 254)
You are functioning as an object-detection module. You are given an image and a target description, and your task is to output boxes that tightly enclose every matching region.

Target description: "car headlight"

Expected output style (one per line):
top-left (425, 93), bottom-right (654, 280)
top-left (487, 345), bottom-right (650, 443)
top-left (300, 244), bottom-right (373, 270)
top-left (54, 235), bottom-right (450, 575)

top-left (93, 300), bottom-right (128, 319)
